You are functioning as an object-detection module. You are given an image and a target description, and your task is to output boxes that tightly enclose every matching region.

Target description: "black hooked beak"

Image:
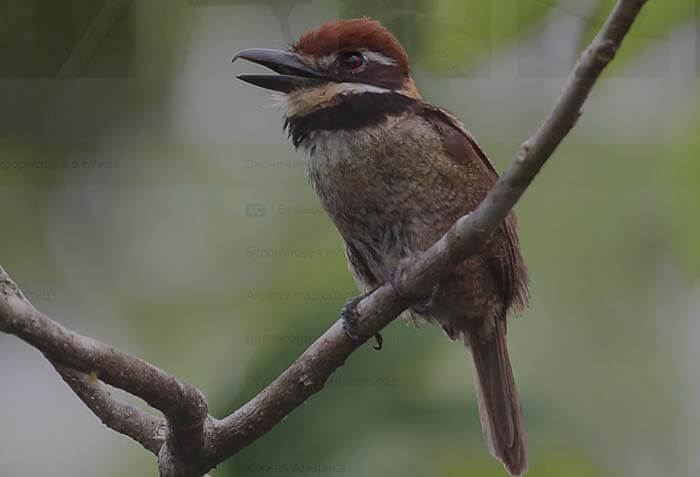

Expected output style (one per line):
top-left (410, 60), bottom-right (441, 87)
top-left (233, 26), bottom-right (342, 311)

top-left (232, 48), bottom-right (329, 93)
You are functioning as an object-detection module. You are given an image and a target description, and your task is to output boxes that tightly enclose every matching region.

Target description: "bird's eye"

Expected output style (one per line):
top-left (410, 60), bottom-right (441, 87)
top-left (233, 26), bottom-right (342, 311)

top-left (338, 52), bottom-right (365, 71)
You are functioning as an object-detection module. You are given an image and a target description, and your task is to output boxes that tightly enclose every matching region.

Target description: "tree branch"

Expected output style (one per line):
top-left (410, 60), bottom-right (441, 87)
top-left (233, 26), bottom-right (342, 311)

top-left (0, 1), bottom-right (649, 475)
top-left (53, 364), bottom-right (166, 455)
top-left (0, 266), bottom-right (208, 467)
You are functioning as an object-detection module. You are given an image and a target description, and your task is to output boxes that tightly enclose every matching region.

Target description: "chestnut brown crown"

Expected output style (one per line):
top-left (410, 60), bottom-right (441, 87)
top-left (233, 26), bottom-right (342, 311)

top-left (293, 18), bottom-right (410, 77)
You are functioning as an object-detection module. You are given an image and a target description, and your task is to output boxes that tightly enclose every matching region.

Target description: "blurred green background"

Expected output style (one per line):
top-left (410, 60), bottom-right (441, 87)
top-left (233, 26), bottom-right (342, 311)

top-left (1, 1), bottom-right (698, 476)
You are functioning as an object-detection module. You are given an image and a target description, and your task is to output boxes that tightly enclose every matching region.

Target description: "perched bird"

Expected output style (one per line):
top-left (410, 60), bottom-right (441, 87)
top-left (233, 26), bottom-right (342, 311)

top-left (234, 18), bottom-right (530, 475)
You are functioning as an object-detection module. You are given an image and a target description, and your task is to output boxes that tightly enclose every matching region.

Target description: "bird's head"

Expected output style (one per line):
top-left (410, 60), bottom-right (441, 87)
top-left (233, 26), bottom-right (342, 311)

top-left (233, 18), bottom-right (421, 117)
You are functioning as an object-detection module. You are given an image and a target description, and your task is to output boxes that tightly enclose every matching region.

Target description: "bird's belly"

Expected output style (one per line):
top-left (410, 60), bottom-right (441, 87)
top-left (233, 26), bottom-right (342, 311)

top-left (303, 129), bottom-right (421, 284)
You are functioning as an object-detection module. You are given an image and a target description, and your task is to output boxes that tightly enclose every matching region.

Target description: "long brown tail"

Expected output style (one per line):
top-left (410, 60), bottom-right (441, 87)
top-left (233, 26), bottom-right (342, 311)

top-left (466, 320), bottom-right (528, 476)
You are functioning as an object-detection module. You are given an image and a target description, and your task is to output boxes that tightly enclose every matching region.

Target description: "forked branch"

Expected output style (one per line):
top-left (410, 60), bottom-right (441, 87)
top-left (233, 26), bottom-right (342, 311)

top-left (0, 1), bottom-right (649, 475)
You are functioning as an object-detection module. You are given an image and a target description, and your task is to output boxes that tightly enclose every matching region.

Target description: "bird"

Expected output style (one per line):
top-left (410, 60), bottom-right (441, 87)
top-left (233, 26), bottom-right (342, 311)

top-left (233, 18), bottom-right (530, 476)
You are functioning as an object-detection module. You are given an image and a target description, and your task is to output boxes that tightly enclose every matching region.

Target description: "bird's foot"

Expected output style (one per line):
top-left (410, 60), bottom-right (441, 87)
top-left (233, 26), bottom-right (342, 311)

top-left (390, 256), bottom-right (432, 305)
top-left (372, 332), bottom-right (383, 351)
top-left (340, 295), bottom-right (363, 341)
top-left (411, 283), bottom-right (440, 315)
top-left (340, 293), bottom-right (383, 351)
top-left (390, 262), bottom-right (414, 303)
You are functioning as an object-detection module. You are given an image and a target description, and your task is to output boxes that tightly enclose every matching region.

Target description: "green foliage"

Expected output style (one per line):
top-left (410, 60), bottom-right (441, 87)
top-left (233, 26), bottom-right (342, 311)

top-left (582, 0), bottom-right (698, 72)
top-left (664, 94), bottom-right (700, 278)
top-left (439, 449), bottom-right (613, 477)
top-left (1, 1), bottom-right (697, 476)
top-left (1, 0), bottom-right (107, 76)
top-left (341, 0), bottom-right (553, 73)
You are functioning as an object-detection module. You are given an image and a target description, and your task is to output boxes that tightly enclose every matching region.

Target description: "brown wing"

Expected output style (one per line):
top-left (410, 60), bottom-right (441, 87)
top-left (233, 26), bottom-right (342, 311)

top-left (344, 239), bottom-right (381, 293)
top-left (418, 104), bottom-right (529, 313)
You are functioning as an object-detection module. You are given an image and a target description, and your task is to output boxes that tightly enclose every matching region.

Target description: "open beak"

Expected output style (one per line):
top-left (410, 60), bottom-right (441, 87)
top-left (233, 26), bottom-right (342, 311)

top-left (232, 48), bottom-right (329, 93)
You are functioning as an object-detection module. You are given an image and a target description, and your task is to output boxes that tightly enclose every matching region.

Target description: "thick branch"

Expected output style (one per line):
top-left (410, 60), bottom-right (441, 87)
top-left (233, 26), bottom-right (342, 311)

top-left (0, 1), bottom-right (648, 476)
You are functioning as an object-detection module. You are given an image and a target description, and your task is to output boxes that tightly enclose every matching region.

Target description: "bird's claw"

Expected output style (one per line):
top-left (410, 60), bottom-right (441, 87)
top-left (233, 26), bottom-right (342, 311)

top-left (340, 293), bottom-right (384, 351)
top-left (390, 266), bottom-right (413, 303)
top-left (340, 295), bottom-right (364, 342)
top-left (372, 332), bottom-right (383, 351)
top-left (411, 283), bottom-right (440, 315)
top-left (390, 260), bottom-right (429, 304)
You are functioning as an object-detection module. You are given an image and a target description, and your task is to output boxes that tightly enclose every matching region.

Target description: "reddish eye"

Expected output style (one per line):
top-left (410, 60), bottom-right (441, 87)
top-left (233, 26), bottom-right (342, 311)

top-left (339, 52), bottom-right (365, 71)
